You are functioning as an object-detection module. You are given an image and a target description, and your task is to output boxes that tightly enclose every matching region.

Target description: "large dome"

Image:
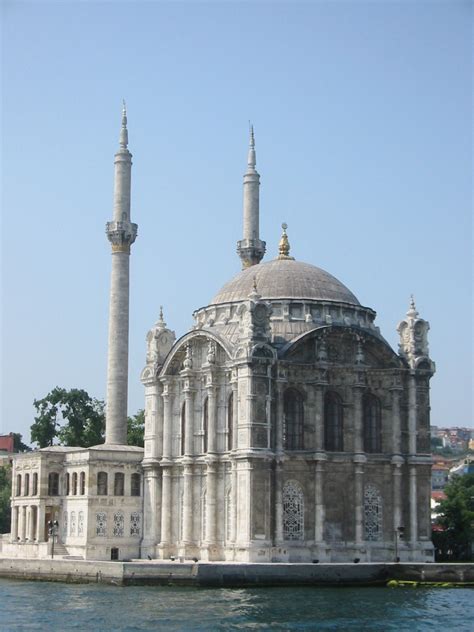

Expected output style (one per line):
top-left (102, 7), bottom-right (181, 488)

top-left (211, 258), bottom-right (360, 306)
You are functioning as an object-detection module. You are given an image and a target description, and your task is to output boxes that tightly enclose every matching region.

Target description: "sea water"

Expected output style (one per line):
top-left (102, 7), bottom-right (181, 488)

top-left (0, 578), bottom-right (472, 631)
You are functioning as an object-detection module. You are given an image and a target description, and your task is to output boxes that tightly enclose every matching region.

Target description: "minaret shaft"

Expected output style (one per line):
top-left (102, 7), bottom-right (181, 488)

top-left (105, 105), bottom-right (137, 444)
top-left (237, 126), bottom-right (265, 269)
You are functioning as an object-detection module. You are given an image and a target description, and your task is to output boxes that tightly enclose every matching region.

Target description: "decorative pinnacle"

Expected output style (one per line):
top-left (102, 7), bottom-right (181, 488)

top-left (247, 123), bottom-right (256, 169)
top-left (156, 305), bottom-right (167, 328)
top-left (278, 222), bottom-right (294, 260)
top-left (407, 294), bottom-right (419, 318)
top-left (119, 100), bottom-right (129, 149)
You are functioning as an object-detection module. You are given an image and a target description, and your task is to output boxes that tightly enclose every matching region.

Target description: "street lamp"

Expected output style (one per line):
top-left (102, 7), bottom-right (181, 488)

top-left (48, 519), bottom-right (59, 559)
top-left (394, 526), bottom-right (405, 562)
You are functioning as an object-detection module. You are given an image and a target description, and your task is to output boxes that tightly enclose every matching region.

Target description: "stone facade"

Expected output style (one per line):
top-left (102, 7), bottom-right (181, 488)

top-left (6, 116), bottom-right (436, 564)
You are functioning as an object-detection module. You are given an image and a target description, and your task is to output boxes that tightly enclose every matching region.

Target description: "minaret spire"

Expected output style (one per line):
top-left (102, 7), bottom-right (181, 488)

top-left (105, 103), bottom-right (138, 444)
top-left (237, 124), bottom-right (266, 269)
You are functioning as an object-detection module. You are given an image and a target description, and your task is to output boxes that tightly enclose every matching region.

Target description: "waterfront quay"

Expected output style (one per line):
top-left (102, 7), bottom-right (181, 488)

top-left (0, 559), bottom-right (472, 587)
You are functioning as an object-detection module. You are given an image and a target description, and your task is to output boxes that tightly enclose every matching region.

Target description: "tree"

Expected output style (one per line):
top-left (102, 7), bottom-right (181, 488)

top-left (0, 464), bottom-right (12, 534)
top-left (12, 433), bottom-right (31, 452)
top-left (127, 409), bottom-right (145, 447)
top-left (30, 387), bottom-right (105, 448)
top-left (433, 472), bottom-right (474, 561)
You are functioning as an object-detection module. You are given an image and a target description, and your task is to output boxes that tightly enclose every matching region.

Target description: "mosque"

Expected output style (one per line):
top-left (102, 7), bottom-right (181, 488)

top-left (6, 108), bottom-right (436, 563)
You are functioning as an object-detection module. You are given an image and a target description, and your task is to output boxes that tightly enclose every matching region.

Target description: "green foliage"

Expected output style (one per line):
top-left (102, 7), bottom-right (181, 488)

top-left (433, 472), bottom-right (474, 562)
top-left (0, 465), bottom-right (12, 534)
top-left (430, 436), bottom-right (443, 449)
top-left (12, 433), bottom-right (31, 452)
top-left (127, 409), bottom-right (145, 447)
top-left (31, 387), bottom-right (105, 448)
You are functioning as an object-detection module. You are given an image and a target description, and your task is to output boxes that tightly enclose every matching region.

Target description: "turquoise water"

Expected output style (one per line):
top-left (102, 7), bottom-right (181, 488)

top-left (0, 578), bottom-right (473, 631)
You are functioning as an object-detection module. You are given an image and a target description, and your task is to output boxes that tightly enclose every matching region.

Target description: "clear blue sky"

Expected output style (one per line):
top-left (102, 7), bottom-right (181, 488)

top-left (1, 0), bottom-right (472, 442)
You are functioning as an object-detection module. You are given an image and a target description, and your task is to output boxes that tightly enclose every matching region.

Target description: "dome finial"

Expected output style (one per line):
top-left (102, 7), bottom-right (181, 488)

top-left (278, 222), bottom-right (294, 260)
top-left (407, 294), bottom-right (418, 318)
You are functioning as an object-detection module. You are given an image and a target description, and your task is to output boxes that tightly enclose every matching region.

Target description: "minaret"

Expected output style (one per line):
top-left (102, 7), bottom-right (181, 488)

top-left (105, 102), bottom-right (138, 444)
top-left (237, 125), bottom-right (266, 269)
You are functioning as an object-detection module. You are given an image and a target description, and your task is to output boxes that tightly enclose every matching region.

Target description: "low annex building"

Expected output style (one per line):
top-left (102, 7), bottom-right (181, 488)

top-left (7, 110), bottom-right (436, 563)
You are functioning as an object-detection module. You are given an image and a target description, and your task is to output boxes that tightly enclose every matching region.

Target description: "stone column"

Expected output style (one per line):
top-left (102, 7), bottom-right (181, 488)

top-left (207, 384), bottom-right (217, 454)
top-left (353, 458), bottom-right (365, 545)
top-left (28, 506), bottom-right (35, 541)
top-left (182, 464), bottom-right (194, 544)
top-left (274, 461), bottom-right (283, 542)
top-left (184, 390), bottom-right (194, 457)
top-left (231, 380), bottom-right (238, 450)
top-left (161, 385), bottom-right (173, 460)
top-left (144, 469), bottom-right (160, 546)
top-left (314, 386), bottom-right (324, 451)
top-left (10, 505), bottom-right (18, 542)
top-left (231, 460), bottom-right (238, 543)
top-left (19, 506), bottom-right (26, 542)
top-left (391, 387), bottom-right (402, 454)
top-left (408, 375), bottom-right (417, 455)
top-left (314, 460), bottom-right (326, 543)
top-left (37, 503), bottom-right (46, 543)
top-left (160, 468), bottom-right (172, 548)
top-left (409, 463), bottom-right (418, 545)
top-left (353, 386), bottom-right (364, 454)
top-left (145, 383), bottom-right (162, 459)
top-left (275, 382), bottom-right (284, 452)
top-left (392, 460), bottom-right (403, 534)
top-left (205, 461), bottom-right (217, 545)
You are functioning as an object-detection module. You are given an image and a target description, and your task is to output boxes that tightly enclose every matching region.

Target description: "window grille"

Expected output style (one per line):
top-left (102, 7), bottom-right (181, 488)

top-left (113, 512), bottom-right (124, 537)
top-left (130, 512), bottom-right (140, 536)
top-left (63, 512), bottom-right (68, 537)
top-left (364, 485), bottom-right (382, 541)
top-left (78, 511), bottom-right (84, 536)
top-left (96, 512), bottom-right (107, 537)
top-left (283, 480), bottom-right (304, 540)
top-left (70, 511), bottom-right (77, 536)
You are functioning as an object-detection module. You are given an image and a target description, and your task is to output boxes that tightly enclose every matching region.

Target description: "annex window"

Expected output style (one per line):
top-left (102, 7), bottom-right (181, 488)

top-left (78, 511), bottom-right (85, 536)
top-left (97, 472), bottom-right (108, 496)
top-left (114, 473), bottom-right (125, 496)
top-left (72, 472), bottom-right (78, 495)
top-left (16, 474), bottom-right (21, 497)
top-left (48, 472), bottom-right (59, 496)
top-left (363, 394), bottom-right (382, 453)
top-left (113, 511), bottom-right (124, 537)
top-left (65, 473), bottom-right (70, 496)
top-left (283, 480), bottom-right (304, 541)
top-left (227, 393), bottom-right (233, 451)
top-left (131, 473), bottom-right (141, 497)
top-left (364, 484), bottom-right (383, 541)
top-left (80, 471), bottom-right (86, 495)
top-left (24, 473), bottom-right (30, 496)
top-left (70, 511), bottom-right (77, 536)
top-left (32, 472), bottom-right (38, 496)
top-left (283, 388), bottom-right (304, 450)
top-left (324, 391), bottom-right (344, 452)
top-left (130, 512), bottom-right (140, 537)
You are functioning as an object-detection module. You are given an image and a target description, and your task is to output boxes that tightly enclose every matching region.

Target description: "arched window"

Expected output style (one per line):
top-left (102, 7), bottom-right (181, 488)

top-left (97, 472), bottom-right (108, 496)
top-left (48, 472), bottom-right (59, 496)
top-left (32, 473), bottom-right (38, 496)
top-left (131, 473), bottom-right (141, 496)
top-left (24, 473), bottom-right (30, 496)
top-left (65, 473), bottom-right (70, 496)
top-left (283, 480), bottom-right (304, 540)
top-left (364, 484), bottom-right (383, 541)
top-left (227, 393), bottom-right (233, 451)
top-left (324, 392), bottom-right (344, 452)
top-left (72, 472), bottom-right (78, 495)
top-left (16, 474), bottom-right (21, 497)
top-left (180, 402), bottom-right (186, 456)
top-left (363, 394), bottom-right (382, 453)
top-left (80, 471), bottom-right (86, 495)
top-left (114, 473), bottom-right (125, 496)
top-left (283, 388), bottom-right (304, 450)
top-left (202, 397), bottom-right (208, 454)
